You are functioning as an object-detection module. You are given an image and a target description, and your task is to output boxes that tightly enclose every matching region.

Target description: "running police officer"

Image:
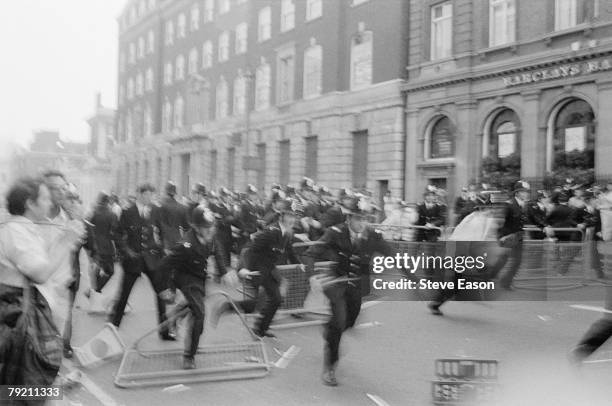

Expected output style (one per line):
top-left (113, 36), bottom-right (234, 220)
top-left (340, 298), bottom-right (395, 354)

top-left (157, 206), bottom-right (234, 369)
top-left (303, 196), bottom-right (391, 387)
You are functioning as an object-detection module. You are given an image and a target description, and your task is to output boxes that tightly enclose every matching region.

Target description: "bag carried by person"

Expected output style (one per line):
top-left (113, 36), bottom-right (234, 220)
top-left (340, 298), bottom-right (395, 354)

top-left (1, 280), bottom-right (63, 386)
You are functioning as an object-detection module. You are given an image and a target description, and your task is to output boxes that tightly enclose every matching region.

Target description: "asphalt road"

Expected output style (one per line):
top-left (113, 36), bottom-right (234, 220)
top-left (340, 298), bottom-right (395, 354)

top-left (55, 261), bottom-right (612, 406)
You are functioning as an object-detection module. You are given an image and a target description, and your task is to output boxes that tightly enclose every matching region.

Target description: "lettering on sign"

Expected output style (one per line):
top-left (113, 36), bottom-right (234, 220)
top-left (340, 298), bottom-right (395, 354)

top-left (502, 58), bottom-right (612, 87)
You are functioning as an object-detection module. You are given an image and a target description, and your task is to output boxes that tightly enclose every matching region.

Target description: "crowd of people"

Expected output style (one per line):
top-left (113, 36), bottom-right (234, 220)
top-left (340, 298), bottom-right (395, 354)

top-left (2, 171), bottom-right (612, 394)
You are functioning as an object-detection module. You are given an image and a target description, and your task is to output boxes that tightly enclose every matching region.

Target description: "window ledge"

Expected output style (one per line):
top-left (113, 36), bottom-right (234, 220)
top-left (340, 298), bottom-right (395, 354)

top-left (305, 15), bottom-right (322, 24)
top-left (417, 159), bottom-right (456, 169)
top-left (478, 42), bottom-right (518, 58)
top-left (544, 23), bottom-right (591, 45)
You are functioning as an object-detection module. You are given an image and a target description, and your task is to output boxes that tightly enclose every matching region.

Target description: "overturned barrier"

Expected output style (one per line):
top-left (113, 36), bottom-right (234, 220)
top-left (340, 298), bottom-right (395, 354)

top-left (114, 292), bottom-right (270, 388)
top-left (241, 260), bottom-right (337, 330)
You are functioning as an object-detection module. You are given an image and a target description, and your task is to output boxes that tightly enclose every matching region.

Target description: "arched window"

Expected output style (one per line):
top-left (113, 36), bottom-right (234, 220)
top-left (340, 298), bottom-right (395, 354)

top-left (488, 109), bottom-right (520, 158)
top-left (144, 104), bottom-right (153, 136)
top-left (255, 60), bottom-right (270, 111)
top-left (233, 75), bottom-right (246, 115)
top-left (303, 41), bottom-right (322, 99)
top-left (552, 99), bottom-right (595, 171)
top-left (429, 116), bottom-right (454, 159)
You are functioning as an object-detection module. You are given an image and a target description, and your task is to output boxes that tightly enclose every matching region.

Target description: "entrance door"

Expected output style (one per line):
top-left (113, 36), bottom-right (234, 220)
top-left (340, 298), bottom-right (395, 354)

top-left (180, 153), bottom-right (191, 196)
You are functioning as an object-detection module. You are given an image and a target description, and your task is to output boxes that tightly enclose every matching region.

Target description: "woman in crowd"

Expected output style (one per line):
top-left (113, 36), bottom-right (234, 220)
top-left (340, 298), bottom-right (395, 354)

top-left (0, 177), bottom-right (85, 387)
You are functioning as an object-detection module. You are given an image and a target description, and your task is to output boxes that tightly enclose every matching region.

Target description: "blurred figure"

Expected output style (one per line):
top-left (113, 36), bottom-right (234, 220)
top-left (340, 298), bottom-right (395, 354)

top-left (381, 201), bottom-right (419, 241)
top-left (545, 190), bottom-right (580, 276)
top-left (88, 192), bottom-right (119, 312)
top-left (0, 177), bottom-right (84, 388)
top-left (416, 190), bottom-right (446, 242)
top-left (158, 181), bottom-right (189, 254)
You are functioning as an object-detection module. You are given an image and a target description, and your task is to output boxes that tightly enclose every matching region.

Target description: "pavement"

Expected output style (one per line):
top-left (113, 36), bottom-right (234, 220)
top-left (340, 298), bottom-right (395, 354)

top-left (53, 258), bottom-right (612, 406)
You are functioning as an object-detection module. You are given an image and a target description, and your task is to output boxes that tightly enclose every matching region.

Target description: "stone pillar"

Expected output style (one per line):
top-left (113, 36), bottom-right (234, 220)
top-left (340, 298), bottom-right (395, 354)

top-left (455, 100), bottom-right (478, 196)
top-left (520, 90), bottom-right (543, 179)
top-left (596, 79), bottom-right (612, 176)
top-left (404, 107), bottom-right (420, 202)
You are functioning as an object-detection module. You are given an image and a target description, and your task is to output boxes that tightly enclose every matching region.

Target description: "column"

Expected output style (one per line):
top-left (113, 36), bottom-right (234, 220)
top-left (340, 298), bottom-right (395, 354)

top-left (455, 99), bottom-right (478, 195)
top-left (520, 90), bottom-right (543, 179)
top-left (404, 107), bottom-right (420, 202)
top-left (596, 79), bottom-right (612, 176)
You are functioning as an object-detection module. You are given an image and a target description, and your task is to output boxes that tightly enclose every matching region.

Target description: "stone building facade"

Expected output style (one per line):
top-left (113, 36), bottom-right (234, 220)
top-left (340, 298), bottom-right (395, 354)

top-left (404, 0), bottom-right (612, 209)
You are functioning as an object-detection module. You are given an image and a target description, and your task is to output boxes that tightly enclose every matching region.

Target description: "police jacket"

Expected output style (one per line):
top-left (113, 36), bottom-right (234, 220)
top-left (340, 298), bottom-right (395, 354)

top-left (159, 196), bottom-right (189, 250)
top-left (304, 223), bottom-right (391, 278)
top-left (498, 198), bottom-right (527, 238)
top-left (158, 229), bottom-right (227, 286)
top-left (242, 224), bottom-right (298, 282)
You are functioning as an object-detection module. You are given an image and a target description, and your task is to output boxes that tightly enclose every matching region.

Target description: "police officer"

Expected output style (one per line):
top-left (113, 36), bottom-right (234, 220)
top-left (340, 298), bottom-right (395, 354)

top-left (416, 190), bottom-right (446, 242)
top-left (497, 180), bottom-right (531, 290)
top-left (303, 196), bottom-right (391, 386)
top-left (210, 199), bottom-right (301, 338)
top-left (110, 184), bottom-right (173, 340)
top-left (159, 181), bottom-right (190, 254)
top-left (157, 206), bottom-right (231, 369)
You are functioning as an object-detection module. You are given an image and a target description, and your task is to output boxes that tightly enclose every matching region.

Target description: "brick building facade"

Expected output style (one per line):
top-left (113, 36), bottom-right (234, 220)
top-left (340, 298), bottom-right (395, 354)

top-left (113, 0), bottom-right (410, 203)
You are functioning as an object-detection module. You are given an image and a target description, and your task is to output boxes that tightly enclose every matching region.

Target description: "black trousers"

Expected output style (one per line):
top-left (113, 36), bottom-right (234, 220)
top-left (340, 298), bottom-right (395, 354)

top-left (110, 257), bottom-right (168, 333)
top-left (323, 282), bottom-right (361, 368)
top-left (176, 280), bottom-right (206, 358)
top-left (94, 254), bottom-right (115, 292)
top-left (499, 238), bottom-right (523, 288)
top-left (576, 318), bottom-right (612, 357)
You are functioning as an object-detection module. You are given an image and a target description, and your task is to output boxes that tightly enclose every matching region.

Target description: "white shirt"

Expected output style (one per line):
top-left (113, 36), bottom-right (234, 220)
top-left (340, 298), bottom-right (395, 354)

top-left (0, 216), bottom-right (50, 288)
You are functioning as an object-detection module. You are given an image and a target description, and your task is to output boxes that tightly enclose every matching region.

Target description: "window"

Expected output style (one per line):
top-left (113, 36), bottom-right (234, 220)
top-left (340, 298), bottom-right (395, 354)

top-left (136, 72), bottom-right (144, 95)
top-left (306, 0), bottom-right (322, 21)
top-left (162, 99), bottom-right (172, 132)
top-left (126, 109), bottom-right (134, 142)
top-left (255, 61), bottom-right (271, 110)
top-left (177, 13), bottom-right (186, 38)
top-left (555, 0), bottom-right (577, 30)
top-left (235, 23), bottom-right (248, 54)
top-left (204, 0), bottom-right (214, 22)
top-left (145, 68), bottom-right (154, 91)
top-left (281, 0), bottom-right (295, 32)
top-left (279, 140), bottom-right (290, 185)
top-left (138, 37), bottom-right (145, 58)
top-left (129, 42), bottom-right (136, 63)
top-left (202, 41), bottom-right (213, 68)
top-left (174, 96), bottom-right (184, 128)
top-left (138, 0), bottom-right (146, 17)
top-left (119, 85), bottom-right (125, 105)
top-left (429, 116), bottom-right (455, 159)
top-left (233, 75), bottom-right (247, 115)
top-left (144, 104), bottom-right (153, 136)
top-left (305, 136), bottom-right (318, 180)
top-left (190, 4), bottom-right (200, 31)
top-left (258, 7), bottom-right (271, 42)
top-left (216, 78), bottom-right (229, 119)
top-left (487, 109), bottom-right (520, 158)
top-left (552, 99), bottom-right (595, 171)
top-left (489, 0), bottom-right (516, 47)
top-left (277, 48), bottom-right (295, 104)
top-left (165, 20), bottom-right (174, 45)
top-left (218, 31), bottom-right (229, 62)
top-left (129, 8), bottom-right (137, 25)
top-left (127, 78), bottom-right (134, 99)
top-left (219, 0), bottom-right (230, 15)
top-left (188, 48), bottom-right (198, 75)
top-left (430, 2), bottom-right (453, 60)
top-left (147, 30), bottom-right (155, 53)
top-left (175, 55), bottom-right (185, 80)
top-left (164, 61), bottom-right (173, 85)
top-left (350, 30), bottom-right (373, 90)
top-left (352, 0), bottom-right (370, 5)
top-left (303, 42), bottom-right (322, 99)
top-left (119, 51), bottom-right (126, 73)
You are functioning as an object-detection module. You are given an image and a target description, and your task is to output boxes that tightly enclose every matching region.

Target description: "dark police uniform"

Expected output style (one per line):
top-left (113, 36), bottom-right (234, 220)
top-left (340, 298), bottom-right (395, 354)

top-left (158, 229), bottom-right (227, 359)
top-left (110, 203), bottom-right (171, 338)
top-left (304, 223), bottom-right (391, 375)
top-left (241, 223), bottom-right (299, 336)
top-left (416, 202), bottom-right (446, 241)
top-left (497, 196), bottom-right (528, 289)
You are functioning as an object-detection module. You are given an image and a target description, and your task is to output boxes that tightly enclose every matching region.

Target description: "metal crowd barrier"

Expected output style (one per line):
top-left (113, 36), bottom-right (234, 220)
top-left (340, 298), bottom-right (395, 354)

top-left (241, 258), bottom-right (336, 330)
top-left (114, 292), bottom-right (270, 388)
